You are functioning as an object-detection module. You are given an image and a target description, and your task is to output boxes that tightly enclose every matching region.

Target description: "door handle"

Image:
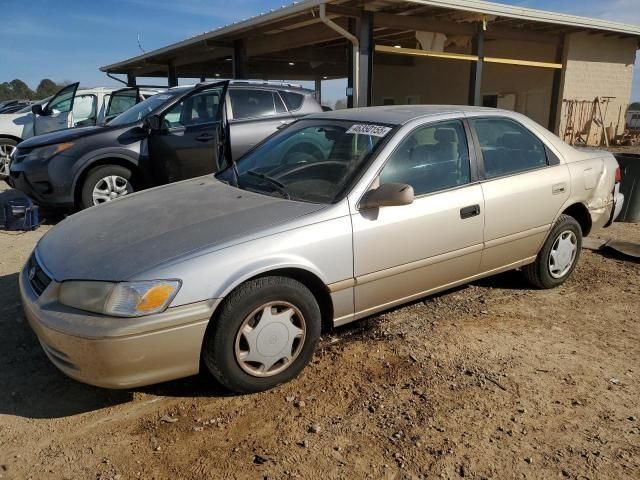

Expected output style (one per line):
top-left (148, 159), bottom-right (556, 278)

top-left (195, 133), bottom-right (215, 142)
top-left (460, 204), bottom-right (481, 219)
top-left (552, 183), bottom-right (567, 195)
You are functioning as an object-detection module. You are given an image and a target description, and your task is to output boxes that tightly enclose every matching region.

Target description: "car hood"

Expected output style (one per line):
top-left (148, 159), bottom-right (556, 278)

top-left (18, 126), bottom-right (110, 148)
top-left (37, 176), bottom-right (325, 281)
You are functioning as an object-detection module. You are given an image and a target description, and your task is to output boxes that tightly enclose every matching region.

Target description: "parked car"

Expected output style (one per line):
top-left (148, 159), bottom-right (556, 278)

top-left (7, 80), bottom-right (322, 210)
top-left (0, 101), bottom-right (33, 114)
top-left (20, 106), bottom-right (623, 393)
top-left (0, 84), bottom-right (163, 179)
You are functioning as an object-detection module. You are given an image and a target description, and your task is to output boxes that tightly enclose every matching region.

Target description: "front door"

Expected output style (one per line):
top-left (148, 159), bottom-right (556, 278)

top-left (148, 83), bottom-right (228, 184)
top-left (351, 119), bottom-right (485, 317)
top-left (469, 116), bottom-right (571, 272)
top-left (33, 82), bottom-right (79, 136)
top-left (104, 87), bottom-right (140, 124)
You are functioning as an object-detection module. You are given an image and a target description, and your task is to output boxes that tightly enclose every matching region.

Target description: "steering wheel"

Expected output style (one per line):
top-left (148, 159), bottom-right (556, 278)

top-left (276, 161), bottom-right (349, 182)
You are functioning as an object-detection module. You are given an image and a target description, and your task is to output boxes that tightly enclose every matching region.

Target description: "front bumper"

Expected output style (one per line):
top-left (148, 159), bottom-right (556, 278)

top-left (8, 153), bottom-right (76, 207)
top-left (20, 265), bottom-right (219, 389)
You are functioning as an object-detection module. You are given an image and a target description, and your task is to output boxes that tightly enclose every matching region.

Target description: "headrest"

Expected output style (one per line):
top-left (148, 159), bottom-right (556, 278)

top-left (434, 128), bottom-right (456, 143)
top-left (497, 132), bottom-right (525, 149)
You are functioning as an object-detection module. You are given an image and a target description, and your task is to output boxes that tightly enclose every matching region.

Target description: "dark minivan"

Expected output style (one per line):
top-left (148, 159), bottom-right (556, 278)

top-left (7, 81), bottom-right (321, 210)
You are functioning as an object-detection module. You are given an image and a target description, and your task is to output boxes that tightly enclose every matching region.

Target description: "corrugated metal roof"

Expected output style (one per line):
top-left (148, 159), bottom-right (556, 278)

top-left (101, 0), bottom-right (640, 73)
top-left (410, 0), bottom-right (640, 35)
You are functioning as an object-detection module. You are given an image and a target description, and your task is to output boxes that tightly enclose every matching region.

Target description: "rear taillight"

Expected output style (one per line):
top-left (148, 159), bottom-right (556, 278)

top-left (615, 167), bottom-right (622, 183)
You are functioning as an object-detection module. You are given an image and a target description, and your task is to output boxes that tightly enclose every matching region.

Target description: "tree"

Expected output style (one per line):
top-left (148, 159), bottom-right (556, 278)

top-left (9, 79), bottom-right (34, 100)
top-left (0, 83), bottom-right (12, 102)
top-left (36, 79), bottom-right (59, 99)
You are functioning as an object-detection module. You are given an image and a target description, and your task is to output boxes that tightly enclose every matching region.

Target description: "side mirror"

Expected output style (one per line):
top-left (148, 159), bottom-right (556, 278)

top-left (144, 114), bottom-right (162, 131)
top-left (360, 183), bottom-right (414, 210)
top-left (31, 104), bottom-right (44, 116)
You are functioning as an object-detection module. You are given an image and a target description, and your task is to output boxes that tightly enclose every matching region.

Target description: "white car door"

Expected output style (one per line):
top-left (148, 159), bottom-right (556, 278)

top-left (33, 83), bottom-right (79, 136)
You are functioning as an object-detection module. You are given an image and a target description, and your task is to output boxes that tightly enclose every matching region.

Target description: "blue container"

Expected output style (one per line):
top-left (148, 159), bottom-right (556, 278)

top-left (1, 197), bottom-right (40, 231)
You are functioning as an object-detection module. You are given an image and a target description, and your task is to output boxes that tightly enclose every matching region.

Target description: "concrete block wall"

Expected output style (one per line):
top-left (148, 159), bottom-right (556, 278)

top-left (558, 32), bottom-right (638, 144)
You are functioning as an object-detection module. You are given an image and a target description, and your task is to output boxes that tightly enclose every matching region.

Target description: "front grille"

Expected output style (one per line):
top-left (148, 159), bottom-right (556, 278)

top-left (27, 254), bottom-right (52, 296)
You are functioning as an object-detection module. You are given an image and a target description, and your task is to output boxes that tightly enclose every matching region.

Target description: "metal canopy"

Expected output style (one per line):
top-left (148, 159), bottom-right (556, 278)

top-left (100, 0), bottom-right (640, 82)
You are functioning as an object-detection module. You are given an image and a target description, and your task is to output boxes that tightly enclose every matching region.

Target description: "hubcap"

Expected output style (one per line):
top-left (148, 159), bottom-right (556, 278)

top-left (234, 301), bottom-right (306, 377)
top-left (0, 144), bottom-right (16, 177)
top-left (92, 175), bottom-right (132, 205)
top-left (549, 230), bottom-right (578, 279)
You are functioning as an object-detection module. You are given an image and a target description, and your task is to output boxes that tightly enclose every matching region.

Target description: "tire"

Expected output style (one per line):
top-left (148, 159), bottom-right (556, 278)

top-left (0, 138), bottom-right (18, 179)
top-left (523, 214), bottom-right (582, 289)
top-left (202, 276), bottom-right (321, 393)
top-left (80, 165), bottom-right (134, 209)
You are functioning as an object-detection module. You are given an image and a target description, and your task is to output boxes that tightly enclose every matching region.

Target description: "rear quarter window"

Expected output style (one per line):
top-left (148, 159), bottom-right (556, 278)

top-left (280, 91), bottom-right (305, 111)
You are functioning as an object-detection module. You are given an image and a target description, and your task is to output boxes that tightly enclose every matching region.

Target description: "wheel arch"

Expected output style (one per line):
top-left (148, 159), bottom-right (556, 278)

top-left (72, 155), bottom-right (146, 207)
top-left (0, 134), bottom-right (23, 144)
top-left (211, 265), bottom-right (335, 334)
top-left (561, 202), bottom-right (592, 237)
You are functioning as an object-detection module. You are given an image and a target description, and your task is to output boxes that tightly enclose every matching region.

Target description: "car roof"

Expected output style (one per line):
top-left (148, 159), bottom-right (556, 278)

top-left (308, 105), bottom-right (503, 126)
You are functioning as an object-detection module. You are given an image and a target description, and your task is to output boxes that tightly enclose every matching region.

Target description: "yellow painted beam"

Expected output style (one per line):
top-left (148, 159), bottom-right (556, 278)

top-left (375, 45), bottom-right (563, 69)
top-left (484, 57), bottom-right (563, 69)
top-left (375, 45), bottom-right (478, 62)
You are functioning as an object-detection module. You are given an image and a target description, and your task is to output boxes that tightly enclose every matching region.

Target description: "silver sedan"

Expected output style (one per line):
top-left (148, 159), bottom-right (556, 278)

top-left (21, 106), bottom-right (623, 393)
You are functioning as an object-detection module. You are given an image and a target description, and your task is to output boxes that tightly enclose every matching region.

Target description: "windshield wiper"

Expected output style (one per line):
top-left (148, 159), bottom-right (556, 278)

top-left (246, 170), bottom-right (290, 199)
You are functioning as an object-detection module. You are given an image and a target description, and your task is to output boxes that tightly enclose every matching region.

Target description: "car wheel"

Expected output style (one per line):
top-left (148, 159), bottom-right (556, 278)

top-left (202, 276), bottom-right (321, 393)
top-left (523, 214), bottom-right (582, 289)
top-left (0, 139), bottom-right (17, 179)
top-left (80, 165), bottom-right (135, 209)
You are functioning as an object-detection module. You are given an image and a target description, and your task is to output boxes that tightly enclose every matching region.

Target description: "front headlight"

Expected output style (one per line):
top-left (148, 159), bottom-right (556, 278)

top-left (21, 142), bottom-right (74, 163)
top-left (59, 280), bottom-right (181, 317)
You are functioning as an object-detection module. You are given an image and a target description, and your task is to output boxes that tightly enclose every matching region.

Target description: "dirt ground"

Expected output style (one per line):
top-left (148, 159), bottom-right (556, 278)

top-left (0, 182), bottom-right (638, 480)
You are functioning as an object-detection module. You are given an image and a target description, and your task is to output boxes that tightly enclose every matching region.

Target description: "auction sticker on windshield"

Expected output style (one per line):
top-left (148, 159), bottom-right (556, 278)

top-left (346, 124), bottom-right (392, 137)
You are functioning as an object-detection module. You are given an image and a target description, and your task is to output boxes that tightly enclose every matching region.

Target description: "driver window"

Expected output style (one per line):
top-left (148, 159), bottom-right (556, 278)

top-left (47, 88), bottom-right (75, 114)
top-left (380, 120), bottom-right (471, 196)
top-left (163, 89), bottom-right (220, 129)
top-left (72, 95), bottom-right (97, 125)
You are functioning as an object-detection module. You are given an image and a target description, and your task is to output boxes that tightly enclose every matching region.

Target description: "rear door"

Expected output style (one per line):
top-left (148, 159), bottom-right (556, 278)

top-left (33, 82), bottom-right (79, 135)
top-left (104, 87), bottom-right (140, 124)
top-left (148, 82), bottom-right (228, 184)
top-left (228, 88), bottom-right (293, 159)
top-left (469, 115), bottom-right (571, 272)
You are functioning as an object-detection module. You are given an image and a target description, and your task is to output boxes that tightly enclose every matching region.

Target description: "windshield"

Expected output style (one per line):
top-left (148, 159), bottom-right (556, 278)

top-left (216, 119), bottom-right (394, 204)
top-left (108, 93), bottom-right (175, 126)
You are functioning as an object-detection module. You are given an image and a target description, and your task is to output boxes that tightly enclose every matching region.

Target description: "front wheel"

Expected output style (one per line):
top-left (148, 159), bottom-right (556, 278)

top-left (202, 276), bottom-right (321, 393)
top-left (523, 214), bottom-right (582, 289)
top-left (0, 138), bottom-right (17, 180)
top-left (80, 165), bottom-right (135, 209)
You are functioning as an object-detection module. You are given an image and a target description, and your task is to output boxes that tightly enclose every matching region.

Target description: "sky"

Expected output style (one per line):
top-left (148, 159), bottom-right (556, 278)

top-left (1, 0), bottom-right (639, 104)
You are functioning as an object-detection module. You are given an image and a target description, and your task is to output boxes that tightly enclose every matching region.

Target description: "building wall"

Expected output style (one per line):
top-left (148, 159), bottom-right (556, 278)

top-left (559, 32), bottom-right (638, 144)
top-left (371, 38), bottom-right (557, 127)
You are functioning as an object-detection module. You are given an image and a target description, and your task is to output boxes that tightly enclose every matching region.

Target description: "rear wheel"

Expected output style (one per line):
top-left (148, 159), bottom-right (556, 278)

top-left (80, 165), bottom-right (134, 209)
top-left (202, 276), bottom-right (321, 393)
top-left (0, 138), bottom-right (17, 179)
top-left (523, 214), bottom-right (582, 289)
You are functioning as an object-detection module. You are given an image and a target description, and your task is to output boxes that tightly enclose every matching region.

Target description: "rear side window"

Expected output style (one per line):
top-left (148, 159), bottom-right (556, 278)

top-left (472, 118), bottom-right (547, 179)
top-left (280, 91), bottom-right (304, 111)
top-left (230, 89), bottom-right (276, 119)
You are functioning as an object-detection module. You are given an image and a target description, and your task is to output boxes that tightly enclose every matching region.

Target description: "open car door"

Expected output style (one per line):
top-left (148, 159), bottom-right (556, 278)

top-left (33, 82), bottom-right (79, 136)
top-left (148, 81), bottom-right (230, 183)
top-left (104, 87), bottom-right (141, 124)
